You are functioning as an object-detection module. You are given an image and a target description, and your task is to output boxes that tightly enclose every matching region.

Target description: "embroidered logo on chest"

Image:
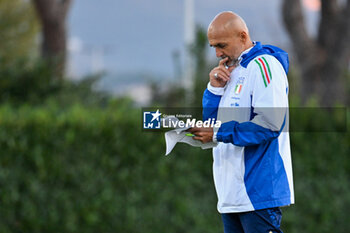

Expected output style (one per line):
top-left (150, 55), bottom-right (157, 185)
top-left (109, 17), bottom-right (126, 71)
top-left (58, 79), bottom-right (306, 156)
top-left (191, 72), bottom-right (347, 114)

top-left (234, 77), bottom-right (245, 95)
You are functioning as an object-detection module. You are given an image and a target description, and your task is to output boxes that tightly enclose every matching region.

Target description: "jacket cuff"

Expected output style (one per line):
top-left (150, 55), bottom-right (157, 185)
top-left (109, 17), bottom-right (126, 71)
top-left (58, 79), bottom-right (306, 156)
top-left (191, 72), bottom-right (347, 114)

top-left (207, 82), bottom-right (226, 96)
top-left (212, 125), bottom-right (220, 143)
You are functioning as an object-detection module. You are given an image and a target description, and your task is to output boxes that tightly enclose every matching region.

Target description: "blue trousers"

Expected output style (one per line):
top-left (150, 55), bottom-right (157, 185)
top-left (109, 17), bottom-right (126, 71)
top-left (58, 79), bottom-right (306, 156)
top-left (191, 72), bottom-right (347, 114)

top-left (221, 207), bottom-right (283, 233)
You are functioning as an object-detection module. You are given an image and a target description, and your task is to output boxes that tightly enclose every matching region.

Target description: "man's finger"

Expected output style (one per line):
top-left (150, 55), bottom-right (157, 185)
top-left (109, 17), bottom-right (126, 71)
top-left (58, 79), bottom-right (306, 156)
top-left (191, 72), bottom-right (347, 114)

top-left (193, 136), bottom-right (203, 142)
top-left (214, 71), bottom-right (228, 81)
top-left (219, 57), bottom-right (229, 66)
top-left (218, 67), bottom-right (231, 77)
top-left (187, 127), bottom-right (200, 133)
top-left (215, 72), bottom-right (230, 82)
top-left (196, 132), bottom-right (206, 137)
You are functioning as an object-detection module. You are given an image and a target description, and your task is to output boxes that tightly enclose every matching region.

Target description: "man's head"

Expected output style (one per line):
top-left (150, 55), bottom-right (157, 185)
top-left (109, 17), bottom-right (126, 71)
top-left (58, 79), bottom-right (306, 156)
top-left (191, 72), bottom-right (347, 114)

top-left (207, 11), bottom-right (252, 66)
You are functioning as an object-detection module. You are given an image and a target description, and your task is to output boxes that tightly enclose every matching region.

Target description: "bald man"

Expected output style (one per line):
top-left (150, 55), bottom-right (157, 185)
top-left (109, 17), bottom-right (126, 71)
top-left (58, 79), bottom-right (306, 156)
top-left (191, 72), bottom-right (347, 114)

top-left (188, 12), bottom-right (294, 233)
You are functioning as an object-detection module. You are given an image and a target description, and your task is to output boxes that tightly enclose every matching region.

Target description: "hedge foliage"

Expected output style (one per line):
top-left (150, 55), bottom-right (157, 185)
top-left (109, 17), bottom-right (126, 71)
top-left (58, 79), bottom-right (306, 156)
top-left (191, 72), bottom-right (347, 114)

top-left (0, 101), bottom-right (348, 233)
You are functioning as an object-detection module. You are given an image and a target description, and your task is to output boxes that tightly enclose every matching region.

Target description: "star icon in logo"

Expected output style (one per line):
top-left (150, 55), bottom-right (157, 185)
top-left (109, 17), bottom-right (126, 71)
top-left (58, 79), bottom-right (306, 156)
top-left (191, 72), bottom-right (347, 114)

top-left (150, 109), bottom-right (161, 122)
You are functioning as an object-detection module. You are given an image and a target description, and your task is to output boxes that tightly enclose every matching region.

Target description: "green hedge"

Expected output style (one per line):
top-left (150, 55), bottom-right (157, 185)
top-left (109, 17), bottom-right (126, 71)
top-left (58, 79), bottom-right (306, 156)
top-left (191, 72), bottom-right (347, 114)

top-left (0, 102), bottom-right (348, 232)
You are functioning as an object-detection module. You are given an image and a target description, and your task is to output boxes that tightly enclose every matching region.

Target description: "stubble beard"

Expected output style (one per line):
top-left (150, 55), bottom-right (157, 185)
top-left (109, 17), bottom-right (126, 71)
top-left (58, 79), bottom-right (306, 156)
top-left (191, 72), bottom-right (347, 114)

top-left (222, 55), bottom-right (239, 67)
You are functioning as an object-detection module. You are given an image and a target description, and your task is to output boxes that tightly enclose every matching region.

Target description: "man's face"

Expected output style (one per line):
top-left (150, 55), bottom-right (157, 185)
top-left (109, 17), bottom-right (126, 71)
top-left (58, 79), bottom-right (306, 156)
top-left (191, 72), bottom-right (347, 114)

top-left (208, 30), bottom-right (244, 65)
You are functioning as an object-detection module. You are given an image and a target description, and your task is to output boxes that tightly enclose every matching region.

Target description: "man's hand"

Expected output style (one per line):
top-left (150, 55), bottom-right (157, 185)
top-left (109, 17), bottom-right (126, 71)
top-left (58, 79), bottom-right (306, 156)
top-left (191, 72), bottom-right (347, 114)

top-left (187, 127), bottom-right (214, 143)
top-left (209, 57), bottom-right (235, 87)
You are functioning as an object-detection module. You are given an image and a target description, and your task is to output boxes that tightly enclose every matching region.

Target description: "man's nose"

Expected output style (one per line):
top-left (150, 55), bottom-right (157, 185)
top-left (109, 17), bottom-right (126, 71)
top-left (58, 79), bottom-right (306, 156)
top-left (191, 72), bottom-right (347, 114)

top-left (215, 48), bottom-right (223, 57)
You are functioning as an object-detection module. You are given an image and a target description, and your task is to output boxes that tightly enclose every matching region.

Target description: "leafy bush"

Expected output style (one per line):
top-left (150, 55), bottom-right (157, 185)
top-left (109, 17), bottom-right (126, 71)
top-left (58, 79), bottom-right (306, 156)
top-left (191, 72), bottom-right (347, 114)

top-left (0, 102), bottom-right (220, 233)
top-left (0, 101), bottom-right (348, 232)
top-left (0, 58), bottom-right (109, 107)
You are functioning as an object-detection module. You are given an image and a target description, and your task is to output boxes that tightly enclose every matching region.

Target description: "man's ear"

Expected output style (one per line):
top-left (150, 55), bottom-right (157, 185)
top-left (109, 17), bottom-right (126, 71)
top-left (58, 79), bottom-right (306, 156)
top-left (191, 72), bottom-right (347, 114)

top-left (240, 31), bottom-right (247, 42)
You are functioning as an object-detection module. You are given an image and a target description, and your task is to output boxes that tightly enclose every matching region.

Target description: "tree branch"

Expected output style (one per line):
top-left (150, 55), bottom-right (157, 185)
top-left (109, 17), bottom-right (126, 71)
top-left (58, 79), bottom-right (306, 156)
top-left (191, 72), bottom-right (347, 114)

top-left (32, 0), bottom-right (54, 23)
top-left (334, 0), bottom-right (350, 64)
top-left (31, 0), bottom-right (73, 79)
top-left (282, 0), bottom-right (316, 62)
top-left (61, 0), bottom-right (73, 18)
top-left (32, 0), bottom-right (72, 23)
top-left (317, 0), bottom-right (339, 49)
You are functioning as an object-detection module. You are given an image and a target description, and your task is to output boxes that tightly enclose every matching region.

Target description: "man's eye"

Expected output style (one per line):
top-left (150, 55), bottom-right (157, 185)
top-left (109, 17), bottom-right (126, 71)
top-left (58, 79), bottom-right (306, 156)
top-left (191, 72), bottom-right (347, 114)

top-left (217, 44), bottom-right (226, 49)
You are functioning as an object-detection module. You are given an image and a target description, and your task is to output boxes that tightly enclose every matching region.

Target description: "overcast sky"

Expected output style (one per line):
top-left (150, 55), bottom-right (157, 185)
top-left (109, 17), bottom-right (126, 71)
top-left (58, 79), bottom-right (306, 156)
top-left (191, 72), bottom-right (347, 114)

top-left (67, 0), bottom-right (319, 80)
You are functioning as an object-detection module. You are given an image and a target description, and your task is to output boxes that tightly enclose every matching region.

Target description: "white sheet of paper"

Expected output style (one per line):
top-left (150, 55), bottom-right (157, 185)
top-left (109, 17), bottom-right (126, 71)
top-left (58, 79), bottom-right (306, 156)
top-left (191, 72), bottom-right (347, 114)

top-left (163, 117), bottom-right (217, 156)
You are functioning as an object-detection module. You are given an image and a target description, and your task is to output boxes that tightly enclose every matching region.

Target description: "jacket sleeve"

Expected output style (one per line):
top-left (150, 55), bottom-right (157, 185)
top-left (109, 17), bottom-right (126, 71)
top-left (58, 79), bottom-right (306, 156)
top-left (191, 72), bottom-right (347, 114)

top-left (202, 83), bottom-right (224, 121)
top-left (216, 55), bottom-right (289, 146)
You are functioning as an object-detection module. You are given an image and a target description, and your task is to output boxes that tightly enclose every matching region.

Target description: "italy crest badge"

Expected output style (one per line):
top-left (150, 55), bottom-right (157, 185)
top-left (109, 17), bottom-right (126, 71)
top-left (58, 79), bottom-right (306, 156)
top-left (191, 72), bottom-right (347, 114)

top-left (234, 84), bottom-right (242, 94)
top-left (234, 77), bottom-right (245, 95)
